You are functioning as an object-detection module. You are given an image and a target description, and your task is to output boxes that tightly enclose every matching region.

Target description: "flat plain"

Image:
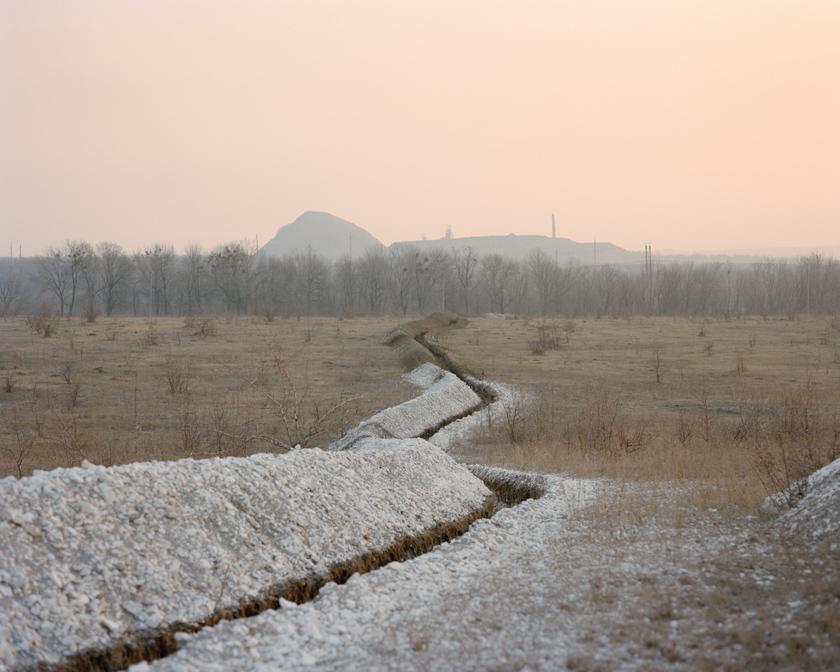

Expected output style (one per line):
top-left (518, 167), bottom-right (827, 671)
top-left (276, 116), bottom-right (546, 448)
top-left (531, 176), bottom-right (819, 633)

top-left (2, 312), bottom-right (840, 670)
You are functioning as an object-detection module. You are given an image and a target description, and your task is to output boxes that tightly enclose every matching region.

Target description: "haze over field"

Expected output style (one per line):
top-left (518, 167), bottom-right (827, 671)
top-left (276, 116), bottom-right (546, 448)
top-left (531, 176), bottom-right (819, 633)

top-left (1, 1), bottom-right (838, 256)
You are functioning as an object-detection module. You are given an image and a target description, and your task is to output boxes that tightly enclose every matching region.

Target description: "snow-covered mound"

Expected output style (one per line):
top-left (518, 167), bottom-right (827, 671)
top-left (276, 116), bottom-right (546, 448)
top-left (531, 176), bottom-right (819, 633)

top-left (778, 457), bottom-right (840, 542)
top-left (128, 469), bottom-right (598, 672)
top-left (0, 445), bottom-right (491, 670)
top-left (333, 363), bottom-right (482, 450)
top-left (428, 377), bottom-right (515, 451)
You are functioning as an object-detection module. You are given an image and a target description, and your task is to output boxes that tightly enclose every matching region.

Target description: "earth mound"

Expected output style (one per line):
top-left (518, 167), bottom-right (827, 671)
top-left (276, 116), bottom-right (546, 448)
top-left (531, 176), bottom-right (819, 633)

top-left (260, 212), bottom-right (383, 261)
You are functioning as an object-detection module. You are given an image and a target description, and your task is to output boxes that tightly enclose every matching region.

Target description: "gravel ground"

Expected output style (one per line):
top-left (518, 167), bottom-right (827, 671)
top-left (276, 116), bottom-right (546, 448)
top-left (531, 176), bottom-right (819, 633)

top-left (130, 459), bottom-right (840, 672)
top-left (0, 445), bottom-right (490, 670)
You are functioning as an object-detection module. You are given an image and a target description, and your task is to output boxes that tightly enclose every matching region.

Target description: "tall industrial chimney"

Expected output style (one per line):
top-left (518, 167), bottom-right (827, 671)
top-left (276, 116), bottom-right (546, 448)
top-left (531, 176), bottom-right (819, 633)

top-left (551, 214), bottom-right (556, 239)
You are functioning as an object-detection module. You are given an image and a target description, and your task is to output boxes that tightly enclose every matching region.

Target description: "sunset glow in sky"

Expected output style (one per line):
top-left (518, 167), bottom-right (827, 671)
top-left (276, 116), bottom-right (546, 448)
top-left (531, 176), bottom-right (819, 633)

top-left (1, 1), bottom-right (838, 256)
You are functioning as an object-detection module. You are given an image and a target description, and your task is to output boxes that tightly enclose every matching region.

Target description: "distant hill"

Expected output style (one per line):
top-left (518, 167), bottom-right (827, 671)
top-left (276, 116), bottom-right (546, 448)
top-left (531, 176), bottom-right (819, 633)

top-left (391, 234), bottom-right (643, 266)
top-left (261, 212), bottom-right (384, 260)
top-left (261, 212), bottom-right (836, 267)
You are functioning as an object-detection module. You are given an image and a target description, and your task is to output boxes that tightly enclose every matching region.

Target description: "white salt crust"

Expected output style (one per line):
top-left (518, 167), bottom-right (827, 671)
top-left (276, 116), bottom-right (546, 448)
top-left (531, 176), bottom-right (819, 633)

top-left (0, 444), bottom-right (490, 670)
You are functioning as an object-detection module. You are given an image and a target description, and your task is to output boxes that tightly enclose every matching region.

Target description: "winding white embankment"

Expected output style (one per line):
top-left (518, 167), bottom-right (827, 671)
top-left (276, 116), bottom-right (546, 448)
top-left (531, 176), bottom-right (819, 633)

top-left (332, 363), bottom-right (482, 450)
top-left (127, 469), bottom-right (598, 672)
top-left (0, 444), bottom-right (491, 671)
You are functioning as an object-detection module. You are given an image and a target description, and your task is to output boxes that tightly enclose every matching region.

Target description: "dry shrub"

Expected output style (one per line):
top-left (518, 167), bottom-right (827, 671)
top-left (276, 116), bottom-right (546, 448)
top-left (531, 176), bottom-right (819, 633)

top-left (735, 349), bottom-right (748, 375)
top-left (472, 383), bottom-right (653, 457)
top-left (206, 394), bottom-right (253, 456)
top-left (26, 309), bottom-right (59, 337)
top-left (164, 352), bottom-right (191, 395)
top-left (651, 345), bottom-right (666, 383)
top-left (736, 382), bottom-right (840, 508)
top-left (140, 324), bottom-right (162, 346)
top-left (528, 319), bottom-right (563, 355)
top-left (0, 404), bottom-right (34, 478)
top-left (183, 314), bottom-right (217, 338)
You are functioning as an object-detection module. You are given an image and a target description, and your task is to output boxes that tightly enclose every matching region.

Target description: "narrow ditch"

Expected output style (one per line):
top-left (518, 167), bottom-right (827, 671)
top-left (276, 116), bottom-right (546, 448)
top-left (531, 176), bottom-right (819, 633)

top-left (29, 315), bottom-right (537, 672)
top-left (41, 497), bottom-right (498, 672)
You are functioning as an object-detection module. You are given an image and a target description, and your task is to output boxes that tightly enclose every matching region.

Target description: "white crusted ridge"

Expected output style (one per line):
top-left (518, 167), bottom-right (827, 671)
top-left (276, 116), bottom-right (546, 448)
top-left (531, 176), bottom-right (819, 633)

top-left (777, 456), bottom-right (840, 542)
top-left (333, 364), bottom-right (482, 451)
top-left (428, 376), bottom-right (518, 451)
top-left (0, 444), bottom-right (491, 670)
top-left (128, 470), bottom-right (599, 672)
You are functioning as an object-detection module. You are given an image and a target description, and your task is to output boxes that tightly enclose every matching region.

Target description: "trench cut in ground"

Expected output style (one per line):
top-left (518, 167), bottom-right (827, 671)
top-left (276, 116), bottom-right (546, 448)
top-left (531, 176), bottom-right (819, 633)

top-left (7, 314), bottom-right (537, 672)
top-left (20, 475), bottom-right (542, 672)
top-left (37, 497), bottom-right (495, 672)
top-left (384, 312), bottom-right (497, 407)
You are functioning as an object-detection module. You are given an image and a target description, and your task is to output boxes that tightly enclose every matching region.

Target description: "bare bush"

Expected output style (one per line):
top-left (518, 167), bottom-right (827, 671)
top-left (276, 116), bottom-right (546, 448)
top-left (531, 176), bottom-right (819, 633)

top-left (65, 382), bottom-right (81, 410)
top-left (737, 382), bottom-right (840, 508)
top-left (571, 385), bottom-right (653, 456)
top-left (26, 309), bottom-right (59, 337)
top-left (185, 314), bottom-right (217, 337)
top-left (500, 391), bottom-right (530, 444)
top-left (528, 319), bottom-right (563, 355)
top-left (676, 412), bottom-right (693, 446)
top-left (472, 383), bottom-right (653, 457)
top-left (735, 350), bottom-right (748, 376)
top-left (164, 352), bottom-right (191, 395)
top-left (206, 394), bottom-right (253, 456)
top-left (0, 405), bottom-right (34, 478)
top-left (60, 361), bottom-right (75, 384)
top-left (140, 324), bottom-right (161, 346)
top-left (177, 393), bottom-right (203, 456)
top-left (652, 346), bottom-right (665, 383)
top-left (247, 338), bottom-right (362, 449)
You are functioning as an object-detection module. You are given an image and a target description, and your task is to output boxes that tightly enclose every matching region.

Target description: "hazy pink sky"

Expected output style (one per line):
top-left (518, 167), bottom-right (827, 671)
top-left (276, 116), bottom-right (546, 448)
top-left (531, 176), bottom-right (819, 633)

top-left (1, 0), bottom-right (838, 257)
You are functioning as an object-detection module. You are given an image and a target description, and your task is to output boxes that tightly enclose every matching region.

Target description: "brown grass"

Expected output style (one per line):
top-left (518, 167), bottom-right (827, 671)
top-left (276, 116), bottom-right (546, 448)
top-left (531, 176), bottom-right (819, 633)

top-left (443, 314), bottom-right (840, 513)
top-left (0, 315), bottom-right (416, 477)
top-left (438, 315), bottom-right (840, 669)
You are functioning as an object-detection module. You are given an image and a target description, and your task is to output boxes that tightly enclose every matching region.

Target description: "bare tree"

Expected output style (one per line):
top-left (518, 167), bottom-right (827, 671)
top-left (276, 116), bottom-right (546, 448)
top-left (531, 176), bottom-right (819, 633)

top-left (594, 264), bottom-right (620, 316)
top-left (389, 246), bottom-right (417, 315)
top-left (208, 240), bottom-right (259, 314)
top-left (295, 247), bottom-right (331, 315)
top-left (0, 267), bottom-right (27, 316)
top-left (694, 262), bottom-right (722, 315)
top-left (526, 249), bottom-right (556, 315)
top-left (416, 250), bottom-right (452, 314)
top-left (334, 254), bottom-right (358, 314)
top-left (358, 246), bottom-right (389, 315)
top-left (77, 242), bottom-right (100, 320)
top-left (179, 242), bottom-right (207, 315)
top-left (96, 242), bottom-right (133, 316)
top-left (134, 243), bottom-right (177, 315)
top-left (480, 253), bottom-right (517, 313)
top-left (454, 246), bottom-right (479, 314)
top-left (655, 264), bottom-right (684, 316)
top-left (33, 240), bottom-right (89, 316)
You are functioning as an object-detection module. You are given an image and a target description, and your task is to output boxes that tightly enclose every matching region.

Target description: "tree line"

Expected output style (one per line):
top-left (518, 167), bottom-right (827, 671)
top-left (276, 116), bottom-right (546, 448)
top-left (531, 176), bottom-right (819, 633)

top-left (1, 239), bottom-right (839, 319)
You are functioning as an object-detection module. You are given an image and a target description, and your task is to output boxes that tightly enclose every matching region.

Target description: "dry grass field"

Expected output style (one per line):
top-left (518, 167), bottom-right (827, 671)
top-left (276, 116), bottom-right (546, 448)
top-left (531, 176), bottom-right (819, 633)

top-left (3, 312), bottom-right (840, 668)
top-left (3, 311), bottom-right (839, 501)
top-left (439, 314), bottom-right (840, 514)
top-left (0, 315), bottom-right (416, 478)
